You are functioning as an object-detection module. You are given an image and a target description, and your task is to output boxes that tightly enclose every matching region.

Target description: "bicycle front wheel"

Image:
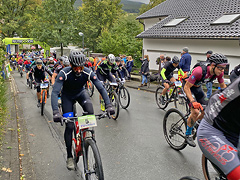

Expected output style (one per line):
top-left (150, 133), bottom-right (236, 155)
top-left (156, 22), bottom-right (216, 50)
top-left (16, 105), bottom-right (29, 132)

top-left (202, 154), bottom-right (226, 180)
top-left (84, 138), bottom-right (104, 180)
top-left (118, 86), bottom-right (130, 109)
top-left (110, 91), bottom-right (120, 120)
top-left (41, 91), bottom-right (46, 116)
top-left (174, 87), bottom-right (189, 114)
top-left (163, 108), bottom-right (187, 150)
top-left (155, 86), bottom-right (168, 109)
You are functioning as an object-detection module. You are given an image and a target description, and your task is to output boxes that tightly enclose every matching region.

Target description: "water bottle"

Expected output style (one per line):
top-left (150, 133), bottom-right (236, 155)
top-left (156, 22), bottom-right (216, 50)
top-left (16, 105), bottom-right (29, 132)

top-left (169, 88), bottom-right (173, 96)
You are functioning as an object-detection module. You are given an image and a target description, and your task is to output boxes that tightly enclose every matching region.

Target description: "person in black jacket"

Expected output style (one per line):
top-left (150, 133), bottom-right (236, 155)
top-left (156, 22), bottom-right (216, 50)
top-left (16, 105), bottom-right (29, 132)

top-left (139, 55), bottom-right (150, 87)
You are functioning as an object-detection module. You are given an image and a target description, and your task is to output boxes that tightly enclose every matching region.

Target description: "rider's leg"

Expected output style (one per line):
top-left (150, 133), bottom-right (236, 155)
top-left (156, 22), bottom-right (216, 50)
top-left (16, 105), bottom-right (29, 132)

top-left (162, 82), bottom-right (170, 96)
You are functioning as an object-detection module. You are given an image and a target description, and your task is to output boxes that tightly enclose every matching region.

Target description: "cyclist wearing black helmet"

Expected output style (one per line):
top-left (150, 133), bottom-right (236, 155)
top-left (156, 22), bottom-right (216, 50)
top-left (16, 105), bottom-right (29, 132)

top-left (183, 53), bottom-right (228, 147)
top-left (160, 56), bottom-right (185, 102)
top-left (197, 66), bottom-right (240, 180)
top-left (29, 59), bottom-right (52, 107)
top-left (51, 50), bottom-right (114, 170)
top-left (51, 55), bottom-right (70, 85)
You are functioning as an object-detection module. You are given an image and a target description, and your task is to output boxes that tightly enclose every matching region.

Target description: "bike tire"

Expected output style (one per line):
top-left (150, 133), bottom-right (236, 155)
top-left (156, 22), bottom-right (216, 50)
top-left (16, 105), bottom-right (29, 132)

top-left (118, 86), bottom-right (130, 109)
top-left (110, 91), bottom-right (120, 120)
top-left (41, 91), bottom-right (45, 116)
top-left (72, 130), bottom-right (79, 164)
top-left (88, 81), bottom-right (94, 97)
top-left (174, 87), bottom-right (189, 114)
top-left (179, 176), bottom-right (200, 180)
top-left (163, 108), bottom-right (187, 150)
top-left (84, 138), bottom-right (104, 180)
top-left (30, 80), bottom-right (32, 89)
top-left (155, 86), bottom-right (169, 109)
top-left (202, 154), bottom-right (226, 180)
top-left (20, 71), bottom-right (23, 77)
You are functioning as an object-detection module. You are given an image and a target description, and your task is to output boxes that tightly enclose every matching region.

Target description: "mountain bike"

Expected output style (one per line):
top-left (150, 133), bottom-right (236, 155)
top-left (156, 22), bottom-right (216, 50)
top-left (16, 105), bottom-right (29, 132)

top-left (62, 112), bottom-right (107, 180)
top-left (179, 177), bottom-right (200, 180)
top-left (39, 82), bottom-right (49, 116)
top-left (163, 107), bottom-right (201, 150)
top-left (116, 79), bottom-right (130, 109)
top-left (28, 78), bottom-right (33, 89)
top-left (155, 80), bottom-right (189, 113)
top-left (85, 80), bottom-right (94, 97)
top-left (101, 81), bottom-right (120, 120)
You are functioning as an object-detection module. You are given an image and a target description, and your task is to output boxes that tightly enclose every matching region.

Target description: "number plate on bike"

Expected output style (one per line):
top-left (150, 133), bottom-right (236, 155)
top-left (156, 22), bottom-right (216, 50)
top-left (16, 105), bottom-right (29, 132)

top-left (175, 81), bottom-right (182, 87)
top-left (78, 115), bottom-right (97, 129)
top-left (40, 83), bottom-right (48, 89)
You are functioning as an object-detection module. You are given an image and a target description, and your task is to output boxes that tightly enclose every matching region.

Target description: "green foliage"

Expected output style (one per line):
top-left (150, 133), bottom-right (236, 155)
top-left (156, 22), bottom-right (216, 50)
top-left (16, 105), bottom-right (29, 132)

top-left (98, 14), bottom-right (143, 59)
top-left (30, 0), bottom-right (77, 47)
top-left (0, 0), bottom-right (42, 38)
top-left (139, 0), bottom-right (166, 14)
top-left (75, 0), bottom-right (123, 51)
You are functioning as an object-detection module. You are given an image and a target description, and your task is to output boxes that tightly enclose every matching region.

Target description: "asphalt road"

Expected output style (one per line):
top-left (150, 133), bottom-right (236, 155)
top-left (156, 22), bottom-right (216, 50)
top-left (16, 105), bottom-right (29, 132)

top-left (12, 71), bottom-right (204, 180)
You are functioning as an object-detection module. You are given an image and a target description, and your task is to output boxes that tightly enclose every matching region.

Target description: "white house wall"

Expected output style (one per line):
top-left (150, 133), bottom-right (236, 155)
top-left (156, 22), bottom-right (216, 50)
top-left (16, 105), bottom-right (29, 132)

top-left (143, 38), bottom-right (240, 74)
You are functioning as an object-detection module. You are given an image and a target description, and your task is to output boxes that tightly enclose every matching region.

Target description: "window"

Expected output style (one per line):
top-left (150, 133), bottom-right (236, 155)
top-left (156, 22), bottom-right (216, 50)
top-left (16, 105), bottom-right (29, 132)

top-left (163, 17), bottom-right (187, 27)
top-left (212, 14), bottom-right (240, 25)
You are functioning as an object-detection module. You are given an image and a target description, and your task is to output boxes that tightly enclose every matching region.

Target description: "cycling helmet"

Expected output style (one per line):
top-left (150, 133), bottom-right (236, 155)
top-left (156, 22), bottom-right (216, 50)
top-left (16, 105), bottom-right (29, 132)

top-left (69, 51), bottom-right (86, 66)
top-left (208, 53), bottom-right (228, 65)
top-left (49, 57), bottom-right (54, 61)
top-left (107, 54), bottom-right (115, 64)
top-left (36, 59), bottom-right (42, 65)
top-left (172, 56), bottom-right (180, 64)
top-left (115, 57), bottom-right (121, 62)
top-left (61, 55), bottom-right (70, 66)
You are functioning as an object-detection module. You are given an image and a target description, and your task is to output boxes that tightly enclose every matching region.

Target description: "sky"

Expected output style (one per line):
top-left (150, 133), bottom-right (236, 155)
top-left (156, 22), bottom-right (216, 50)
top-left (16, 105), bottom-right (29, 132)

top-left (129, 0), bottom-right (150, 4)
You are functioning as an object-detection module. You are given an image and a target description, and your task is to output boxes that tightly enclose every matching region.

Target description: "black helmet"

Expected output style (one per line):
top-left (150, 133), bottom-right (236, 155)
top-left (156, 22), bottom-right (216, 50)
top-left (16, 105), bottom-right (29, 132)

top-left (115, 57), bottom-right (121, 62)
top-left (209, 53), bottom-right (228, 65)
top-left (172, 56), bottom-right (180, 64)
top-left (69, 51), bottom-right (86, 66)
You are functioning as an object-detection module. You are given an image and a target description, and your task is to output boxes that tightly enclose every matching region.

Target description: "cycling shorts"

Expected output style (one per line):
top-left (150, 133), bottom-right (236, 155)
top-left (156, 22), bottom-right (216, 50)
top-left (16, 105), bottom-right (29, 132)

top-left (160, 75), bottom-right (173, 84)
top-left (182, 80), bottom-right (208, 105)
top-left (197, 119), bottom-right (240, 175)
top-left (96, 69), bottom-right (116, 83)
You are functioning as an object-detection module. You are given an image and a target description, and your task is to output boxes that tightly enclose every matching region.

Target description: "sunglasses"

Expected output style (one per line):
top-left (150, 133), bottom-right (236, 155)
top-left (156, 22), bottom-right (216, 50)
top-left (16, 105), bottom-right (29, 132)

top-left (216, 66), bottom-right (226, 71)
top-left (72, 66), bottom-right (84, 71)
top-left (37, 64), bottom-right (42, 67)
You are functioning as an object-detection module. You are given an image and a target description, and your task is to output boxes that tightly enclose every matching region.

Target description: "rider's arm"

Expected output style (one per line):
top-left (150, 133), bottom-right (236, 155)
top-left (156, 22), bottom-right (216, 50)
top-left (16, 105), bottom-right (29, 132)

top-left (219, 82), bottom-right (227, 89)
top-left (51, 71), bottom-right (65, 111)
top-left (178, 68), bottom-right (185, 76)
top-left (217, 72), bottom-right (227, 89)
top-left (51, 72), bottom-right (58, 85)
top-left (160, 68), bottom-right (167, 80)
top-left (90, 72), bottom-right (111, 106)
top-left (183, 81), bottom-right (195, 103)
top-left (44, 65), bottom-right (53, 77)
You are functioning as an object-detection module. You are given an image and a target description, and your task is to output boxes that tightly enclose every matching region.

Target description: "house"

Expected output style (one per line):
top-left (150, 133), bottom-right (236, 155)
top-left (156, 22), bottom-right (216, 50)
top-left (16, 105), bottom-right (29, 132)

top-left (136, 0), bottom-right (240, 75)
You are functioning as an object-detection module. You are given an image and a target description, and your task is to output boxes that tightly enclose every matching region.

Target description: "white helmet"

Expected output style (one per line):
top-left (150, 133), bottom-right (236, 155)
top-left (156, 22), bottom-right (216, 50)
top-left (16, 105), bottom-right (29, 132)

top-left (107, 54), bottom-right (115, 64)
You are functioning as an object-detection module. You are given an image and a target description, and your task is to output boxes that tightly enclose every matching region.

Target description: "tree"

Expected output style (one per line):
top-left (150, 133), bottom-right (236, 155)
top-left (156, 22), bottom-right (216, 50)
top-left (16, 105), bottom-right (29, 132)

top-left (139, 0), bottom-right (166, 15)
top-left (97, 14), bottom-right (143, 58)
top-left (31, 0), bottom-right (76, 55)
top-left (0, 0), bottom-right (42, 38)
top-left (75, 0), bottom-right (123, 52)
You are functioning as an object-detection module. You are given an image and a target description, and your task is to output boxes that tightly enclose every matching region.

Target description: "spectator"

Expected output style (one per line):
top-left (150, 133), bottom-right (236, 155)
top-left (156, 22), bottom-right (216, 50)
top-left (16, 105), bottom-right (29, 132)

top-left (126, 56), bottom-right (134, 80)
top-left (157, 54), bottom-right (165, 74)
top-left (122, 55), bottom-right (127, 64)
top-left (205, 50), bottom-right (213, 99)
top-left (179, 47), bottom-right (192, 80)
top-left (166, 56), bottom-right (171, 62)
top-left (139, 55), bottom-right (150, 87)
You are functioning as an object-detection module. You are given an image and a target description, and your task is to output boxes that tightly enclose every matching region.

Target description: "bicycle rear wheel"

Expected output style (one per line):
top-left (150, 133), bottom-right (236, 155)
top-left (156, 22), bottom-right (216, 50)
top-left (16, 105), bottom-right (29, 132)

top-left (118, 86), bottom-right (130, 109)
top-left (84, 138), bottom-right (104, 180)
top-left (163, 108), bottom-right (187, 150)
top-left (202, 154), bottom-right (226, 180)
top-left (110, 91), bottom-right (120, 120)
top-left (155, 86), bottom-right (169, 109)
top-left (174, 87), bottom-right (189, 114)
top-left (41, 91), bottom-right (46, 116)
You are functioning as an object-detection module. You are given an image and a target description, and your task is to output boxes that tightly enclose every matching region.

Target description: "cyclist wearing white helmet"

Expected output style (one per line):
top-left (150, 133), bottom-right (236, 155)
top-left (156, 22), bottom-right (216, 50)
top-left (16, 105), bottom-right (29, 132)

top-left (96, 54), bottom-right (122, 83)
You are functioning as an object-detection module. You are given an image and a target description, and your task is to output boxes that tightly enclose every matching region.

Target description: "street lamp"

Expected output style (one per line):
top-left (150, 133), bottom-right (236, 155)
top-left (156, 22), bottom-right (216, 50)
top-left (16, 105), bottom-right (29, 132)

top-left (78, 32), bottom-right (84, 50)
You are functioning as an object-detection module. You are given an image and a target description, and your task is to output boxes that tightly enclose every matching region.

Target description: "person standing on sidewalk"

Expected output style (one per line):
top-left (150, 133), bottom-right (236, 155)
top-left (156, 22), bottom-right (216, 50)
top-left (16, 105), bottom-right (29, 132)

top-left (179, 47), bottom-right (191, 80)
top-left (205, 50), bottom-right (213, 99)
top-left (139, 55), bottom-right (150, 87)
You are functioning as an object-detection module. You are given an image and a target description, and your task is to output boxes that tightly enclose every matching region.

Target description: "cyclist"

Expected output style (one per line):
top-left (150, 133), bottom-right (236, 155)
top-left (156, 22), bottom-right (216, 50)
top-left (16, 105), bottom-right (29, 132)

top-left (160, 56), bottom-right (185, 104)
top-left (230, 64), bottom-right (240, 83)
top-left (96, 54), bottom-right (121, 83)
top-left (197, 71), bottom-right (240, 180)
top-left (51, 51), bottom-right (115, 170)
top-left (51, 55), bottom-right (70, 85)
top-left (29, 59), bottom-right (52, 107)
top-left (183, 53), bottom-right (228, 147)
top-left (24, 57), bottom-right (32, 85)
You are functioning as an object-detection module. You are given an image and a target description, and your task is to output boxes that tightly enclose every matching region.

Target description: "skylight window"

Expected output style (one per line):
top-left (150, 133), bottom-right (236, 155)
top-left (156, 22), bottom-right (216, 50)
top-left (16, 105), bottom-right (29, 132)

top-left (164, 17), bottom-right (187, 27)
top-left (212, 14), bottom-right (240, 25)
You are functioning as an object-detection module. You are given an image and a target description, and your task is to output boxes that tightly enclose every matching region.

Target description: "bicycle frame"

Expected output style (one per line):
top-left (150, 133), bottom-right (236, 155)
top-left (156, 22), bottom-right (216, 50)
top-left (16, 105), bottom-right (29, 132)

top-left (40, 83), bottom-right (48, 104)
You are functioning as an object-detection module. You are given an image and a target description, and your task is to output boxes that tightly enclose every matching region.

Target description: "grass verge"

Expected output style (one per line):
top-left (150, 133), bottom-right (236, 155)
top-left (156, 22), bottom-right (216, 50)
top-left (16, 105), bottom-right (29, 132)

top-left (0, 76), bottom-right (7, 148)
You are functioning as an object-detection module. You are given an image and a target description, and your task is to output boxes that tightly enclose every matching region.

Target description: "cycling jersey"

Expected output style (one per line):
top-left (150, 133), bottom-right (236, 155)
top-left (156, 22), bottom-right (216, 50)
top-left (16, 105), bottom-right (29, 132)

top-left (51, 67), bottom-right (110, 112)
top-left (24, 61), bottom-right (32, 71)
top-left (160, 61), bottom-right (184, 80)
top-left (97, 60), bottom-right (120, 76)
top-left (54, 65), bottom-right (64, 74)
top-left (187, 66), bottom-right (224, 86)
